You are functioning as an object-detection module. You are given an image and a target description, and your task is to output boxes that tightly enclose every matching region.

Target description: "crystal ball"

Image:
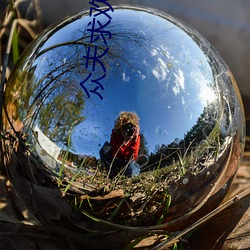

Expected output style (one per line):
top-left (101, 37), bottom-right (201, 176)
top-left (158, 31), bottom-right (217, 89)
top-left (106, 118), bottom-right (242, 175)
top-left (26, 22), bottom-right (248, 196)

top-left (2, 5), bottom-right (245, 248)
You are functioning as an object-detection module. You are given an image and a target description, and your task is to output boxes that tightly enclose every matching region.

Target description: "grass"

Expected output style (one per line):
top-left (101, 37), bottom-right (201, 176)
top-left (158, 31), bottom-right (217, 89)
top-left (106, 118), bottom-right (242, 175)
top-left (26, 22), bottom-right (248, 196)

top-left (55, 161), bottom-right (174, 227)
top-left (51, 118), bottom-right (234, 231)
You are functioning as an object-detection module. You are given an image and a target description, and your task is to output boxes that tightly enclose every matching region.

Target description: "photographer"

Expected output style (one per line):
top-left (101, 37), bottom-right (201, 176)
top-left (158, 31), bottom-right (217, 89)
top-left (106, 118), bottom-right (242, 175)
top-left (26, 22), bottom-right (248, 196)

top-left (100, 111), bottom-right (141, 178)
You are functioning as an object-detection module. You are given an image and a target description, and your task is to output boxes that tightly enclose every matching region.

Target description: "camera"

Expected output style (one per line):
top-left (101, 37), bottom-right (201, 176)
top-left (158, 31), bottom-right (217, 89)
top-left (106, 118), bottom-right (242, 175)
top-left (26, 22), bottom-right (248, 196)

top-left (123, 123), bottom-right (135, 137)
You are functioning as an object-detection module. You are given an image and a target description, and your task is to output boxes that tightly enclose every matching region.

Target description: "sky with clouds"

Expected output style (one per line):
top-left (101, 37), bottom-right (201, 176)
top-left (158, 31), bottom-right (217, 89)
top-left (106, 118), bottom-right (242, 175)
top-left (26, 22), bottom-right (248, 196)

top-left (33, 8), bottom-right (218, 158)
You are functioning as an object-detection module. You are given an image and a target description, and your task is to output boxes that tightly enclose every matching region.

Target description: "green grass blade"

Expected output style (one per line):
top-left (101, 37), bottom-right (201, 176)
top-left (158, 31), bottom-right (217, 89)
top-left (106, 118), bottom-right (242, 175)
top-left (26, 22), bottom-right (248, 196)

top-left (64, 174), bottom-right (77, 194)
top-left (157, 194), bottom-right (171, 225)
top-left (107, 197), bottom-right (126, 222)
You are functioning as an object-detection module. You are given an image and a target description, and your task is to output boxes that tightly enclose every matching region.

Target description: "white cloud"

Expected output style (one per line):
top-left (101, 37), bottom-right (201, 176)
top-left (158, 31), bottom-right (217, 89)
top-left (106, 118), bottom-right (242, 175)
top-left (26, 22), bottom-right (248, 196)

top-left (152, 57), bottom-right (169, 82)
top-left (122, 72), bottom-right (130, 82)
top-left (198, 84), bottom-right (216, 104)
top-left (182, 96), bottom-right (185, 105)
top-left (172, 69), bottom-right (185, 95)
top-left (190, 71), bottom-right (216, 104)
top-left (150, 48), bottom-right (158, 56)
top-left (137, 70), bottom-right (146, 80)
top-left (143, 59), bottom-right (149, 66)
top-left (155, 126), bottom-right (168, 138)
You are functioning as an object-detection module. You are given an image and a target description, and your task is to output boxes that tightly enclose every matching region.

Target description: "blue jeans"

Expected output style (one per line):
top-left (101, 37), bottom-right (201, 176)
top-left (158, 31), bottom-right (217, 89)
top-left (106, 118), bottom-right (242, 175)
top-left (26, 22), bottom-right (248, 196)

top-left (99, 142), bottom-right (140, 178)
top-left (125, 161), bottom-right (140, 177)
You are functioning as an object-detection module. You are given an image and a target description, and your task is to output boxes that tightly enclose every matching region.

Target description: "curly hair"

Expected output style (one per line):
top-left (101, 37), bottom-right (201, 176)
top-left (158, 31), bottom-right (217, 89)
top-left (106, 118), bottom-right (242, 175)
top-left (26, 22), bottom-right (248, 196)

top-left (114, 111), bottom-right (140, 131)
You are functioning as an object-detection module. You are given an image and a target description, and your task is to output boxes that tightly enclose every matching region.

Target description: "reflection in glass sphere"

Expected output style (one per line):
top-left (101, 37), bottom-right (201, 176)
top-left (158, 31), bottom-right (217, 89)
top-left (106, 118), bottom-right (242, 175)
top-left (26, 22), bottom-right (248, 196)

top-left (2, 5), bottom-right (245, 248)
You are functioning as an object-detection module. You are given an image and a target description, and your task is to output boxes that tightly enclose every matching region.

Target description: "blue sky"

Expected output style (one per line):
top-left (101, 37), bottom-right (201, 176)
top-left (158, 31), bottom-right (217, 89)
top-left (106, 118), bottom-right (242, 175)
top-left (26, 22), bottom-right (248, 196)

top-left (32, 8), bottom-right (218, 158)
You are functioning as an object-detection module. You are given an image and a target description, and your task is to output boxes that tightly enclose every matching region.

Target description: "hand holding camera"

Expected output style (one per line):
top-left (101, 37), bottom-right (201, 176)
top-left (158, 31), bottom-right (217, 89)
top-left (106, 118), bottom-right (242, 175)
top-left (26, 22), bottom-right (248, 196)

top-left (122, 123), bottom-right (139, 143)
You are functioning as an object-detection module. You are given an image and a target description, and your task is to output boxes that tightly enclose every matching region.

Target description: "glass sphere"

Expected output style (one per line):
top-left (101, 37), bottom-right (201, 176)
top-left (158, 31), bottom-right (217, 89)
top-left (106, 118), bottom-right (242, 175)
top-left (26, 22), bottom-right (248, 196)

top-left (2, 5), bottom-right (245, 248)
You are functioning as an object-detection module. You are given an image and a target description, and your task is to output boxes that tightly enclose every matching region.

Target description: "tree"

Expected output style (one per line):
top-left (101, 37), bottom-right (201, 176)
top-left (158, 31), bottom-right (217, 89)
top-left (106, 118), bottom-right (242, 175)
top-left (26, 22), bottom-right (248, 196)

top-left (38, 90), bottom-right (85, 143)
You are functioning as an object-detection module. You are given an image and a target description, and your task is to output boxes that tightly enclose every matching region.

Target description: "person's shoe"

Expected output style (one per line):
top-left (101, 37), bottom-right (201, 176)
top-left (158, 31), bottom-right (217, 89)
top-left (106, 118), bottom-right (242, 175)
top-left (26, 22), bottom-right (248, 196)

top-left (136, 155), bottom-right (149, 168)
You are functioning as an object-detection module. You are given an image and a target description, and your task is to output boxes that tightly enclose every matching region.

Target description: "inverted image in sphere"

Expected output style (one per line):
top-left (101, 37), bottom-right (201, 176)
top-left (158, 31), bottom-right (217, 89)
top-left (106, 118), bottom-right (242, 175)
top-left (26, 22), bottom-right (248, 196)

top-left (2, 5), bottom-right (245, 249)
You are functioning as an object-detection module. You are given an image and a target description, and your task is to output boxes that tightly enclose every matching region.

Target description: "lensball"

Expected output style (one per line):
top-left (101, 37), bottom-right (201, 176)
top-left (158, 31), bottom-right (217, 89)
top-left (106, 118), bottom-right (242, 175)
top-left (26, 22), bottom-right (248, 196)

top-left (2, 4), bottom-right (245, 249)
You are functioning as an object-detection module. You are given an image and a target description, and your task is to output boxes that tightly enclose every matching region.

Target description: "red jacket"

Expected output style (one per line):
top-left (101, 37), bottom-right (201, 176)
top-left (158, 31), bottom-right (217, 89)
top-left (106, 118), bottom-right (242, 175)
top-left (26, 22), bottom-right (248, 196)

top-left (110, 129), bottom-right (140, 161)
